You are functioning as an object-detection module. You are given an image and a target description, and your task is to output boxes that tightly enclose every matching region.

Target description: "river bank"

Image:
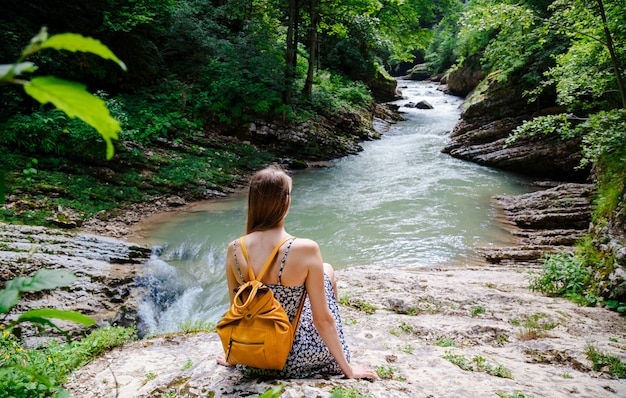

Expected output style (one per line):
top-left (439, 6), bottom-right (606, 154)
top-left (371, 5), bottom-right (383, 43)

top-left (65, 263), bottom-right (626, 397)
top-left (2, 179), bottom-right (624, 396)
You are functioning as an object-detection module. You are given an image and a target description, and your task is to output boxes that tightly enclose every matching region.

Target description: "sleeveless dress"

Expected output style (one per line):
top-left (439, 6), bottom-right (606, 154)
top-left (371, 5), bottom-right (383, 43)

top-left (233, 238), bottom-right (350, 378)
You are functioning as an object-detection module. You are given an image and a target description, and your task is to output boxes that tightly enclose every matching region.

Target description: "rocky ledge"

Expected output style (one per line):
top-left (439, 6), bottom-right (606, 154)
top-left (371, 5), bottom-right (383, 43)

top-left (0, 222), bottom-right (152, 340)
top-left (476, 182), bottom-right (593, 266)
top-left (441, 75), bottom-right (589, 181)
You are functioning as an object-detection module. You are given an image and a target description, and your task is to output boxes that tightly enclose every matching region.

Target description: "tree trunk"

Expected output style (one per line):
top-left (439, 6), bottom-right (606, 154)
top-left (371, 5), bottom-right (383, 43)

top-left (283, 0), bottom-right (298, 106)
top-left (302, 0), bottom-right (318, 97)
top-left (596, 0), bottom-right (626, 108)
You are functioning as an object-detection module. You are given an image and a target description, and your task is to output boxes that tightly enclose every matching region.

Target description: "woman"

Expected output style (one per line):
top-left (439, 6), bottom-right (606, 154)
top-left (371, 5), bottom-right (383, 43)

top-left (217, 165), bottom-right (377, 379)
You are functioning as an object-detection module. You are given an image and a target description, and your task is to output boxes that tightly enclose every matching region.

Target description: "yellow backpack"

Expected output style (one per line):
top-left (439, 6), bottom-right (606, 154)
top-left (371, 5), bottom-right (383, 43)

top-left (217, 237), bottom-right (305, 370)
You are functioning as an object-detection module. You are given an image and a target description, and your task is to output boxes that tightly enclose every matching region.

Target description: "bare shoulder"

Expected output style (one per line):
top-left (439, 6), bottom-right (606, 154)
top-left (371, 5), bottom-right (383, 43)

top-left (290, 237), bottom-right (321, 252)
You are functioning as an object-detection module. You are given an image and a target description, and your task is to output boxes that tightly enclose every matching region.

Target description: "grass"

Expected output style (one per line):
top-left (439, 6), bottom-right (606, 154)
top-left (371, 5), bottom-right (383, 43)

top-left (441, 351), bottom-right (513, 378)
top-left (471, 305), bottom-right (486, 316)
top-left (339, 294), bottom-right (377, 314)
top-left (330, 387), bottom-right (372, 398)
top-left (435, 338), bottom-right (457, 347)
top-left (0, 326), bottom-right (137, 397)
top-left (0, 139), bottom-right (269, 227)
top-left (496, 391), bottom-right (534, 398)
top-left (375, 364), bottom-right (404, 381)
top-left (178, 320), bottom-right (216, 334)
top-left (398, 343), bottom-right (414, 354)
top-left (586, 344), bottom-right (626, 378)
top-left (510, 313), bottom-right (557, 340)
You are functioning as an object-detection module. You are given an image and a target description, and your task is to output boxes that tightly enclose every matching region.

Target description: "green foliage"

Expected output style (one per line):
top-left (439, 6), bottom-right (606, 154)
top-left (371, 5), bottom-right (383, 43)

top-left (303, 72), bottom-right (373, 117)
top-left (471, 305), bottom-right (486, 316)
top-left (331, 387), bottom-right (372, 398)
top-left (0, 27), bottom-right (126, 160)
top-left (593, 159), bottom-right (625, 220)
top-left (496, 391), bottom-right (534, 398)
top-left (578, 109), bottom-right (626, 168)
top-left (0, 268), bottom-right (112, 397)
top-left (0, 326), bottom-right (137, 398)
top-left (442, 351), bottom-right (474, 371)
top-left (258, 385), bottom-right (285, 398)
top-left (100, 0), bottom-right (169, 33)
top-left (543, 0), bottom-right (626, 110)
top-left (177, 320), bottom-right (216, 333)
top-left (426, 12), bottom-right (461, 75)
top-left (509, 109), bottom-right (626, 176)
top-left (435, 338), bottom-right (458, 347)
top-left (1, 269), bottom-right (78, 315)
top-left (586, 344), bottom-right (626, 378)
top-left (527, 251), bottom-right (596, 304)
top-left (511, 313), bottom-right (558, 340)
top-left (441, 351), bottom-right (513, 378)
top-left (338, 294), bottom-right (377, 314)
top-left (375, 364), bottom-right (396, 380)
top-left (459, 2), bottom-right (539, 79)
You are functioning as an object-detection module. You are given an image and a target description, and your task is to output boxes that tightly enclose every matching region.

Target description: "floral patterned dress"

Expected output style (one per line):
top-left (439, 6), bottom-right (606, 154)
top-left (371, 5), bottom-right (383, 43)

top-left (233, 238), bottom-right (350, 378)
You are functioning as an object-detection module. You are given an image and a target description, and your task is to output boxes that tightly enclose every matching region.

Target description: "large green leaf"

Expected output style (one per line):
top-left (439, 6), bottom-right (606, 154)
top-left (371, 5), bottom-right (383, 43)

top-left (0, 289), bottom-right (20, 314)
top-left (41, 33), bottom-right (127, 71)
top-left (18, 309), bottom-right (96, 326)
top-left (23, 76), bottom-right (121, 159)
top-left (5, 269), bottom-right (77, 292)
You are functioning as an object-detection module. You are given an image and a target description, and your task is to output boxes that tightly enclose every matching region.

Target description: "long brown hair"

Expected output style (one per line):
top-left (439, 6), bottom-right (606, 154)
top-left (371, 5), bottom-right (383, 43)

top-left (246, 166), bottom-right (291, 233)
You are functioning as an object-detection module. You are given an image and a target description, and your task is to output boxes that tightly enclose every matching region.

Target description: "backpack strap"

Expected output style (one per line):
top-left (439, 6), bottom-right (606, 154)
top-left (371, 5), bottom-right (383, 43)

top-left (239, 237), bottom-right (293, 282)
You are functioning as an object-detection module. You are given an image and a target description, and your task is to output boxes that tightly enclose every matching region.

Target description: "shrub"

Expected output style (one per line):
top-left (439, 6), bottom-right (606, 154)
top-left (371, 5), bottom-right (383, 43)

top-left (527, 251), bottom-right (595, 305)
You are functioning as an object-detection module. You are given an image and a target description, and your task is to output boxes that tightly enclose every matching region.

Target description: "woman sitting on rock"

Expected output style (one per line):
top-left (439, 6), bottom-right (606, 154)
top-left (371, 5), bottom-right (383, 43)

top-left (216, 165), bottom-right (377, 379)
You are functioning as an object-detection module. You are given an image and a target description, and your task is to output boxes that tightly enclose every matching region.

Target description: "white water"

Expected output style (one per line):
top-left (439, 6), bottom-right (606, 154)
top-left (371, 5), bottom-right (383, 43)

top-left (136, 80), bottom-right (534, 334)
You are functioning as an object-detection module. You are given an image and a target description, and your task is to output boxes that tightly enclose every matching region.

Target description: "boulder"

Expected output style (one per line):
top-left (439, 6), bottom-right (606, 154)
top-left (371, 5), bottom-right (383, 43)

top-left (366, 66), bottom-right (402, 103)
top-left (446, 64), bottom-right (485, 97)
top-left (404, 63), bottom-right (431, 81)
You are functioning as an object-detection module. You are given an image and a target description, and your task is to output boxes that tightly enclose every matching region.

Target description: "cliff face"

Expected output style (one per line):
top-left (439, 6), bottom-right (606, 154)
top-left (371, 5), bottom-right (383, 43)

top-left (441, 72), bottom-right (589, 181)
top-left (440, 66), bottom-right (625, 303)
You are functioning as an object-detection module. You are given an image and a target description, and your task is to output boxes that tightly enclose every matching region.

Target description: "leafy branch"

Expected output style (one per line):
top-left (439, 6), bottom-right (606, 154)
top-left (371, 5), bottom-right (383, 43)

top-left (0, 27), bottom-right (127, 160)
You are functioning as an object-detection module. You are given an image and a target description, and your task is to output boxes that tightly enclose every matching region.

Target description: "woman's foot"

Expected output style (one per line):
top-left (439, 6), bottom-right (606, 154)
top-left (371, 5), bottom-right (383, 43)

top-left (216, 354), bottom-right (233, 367)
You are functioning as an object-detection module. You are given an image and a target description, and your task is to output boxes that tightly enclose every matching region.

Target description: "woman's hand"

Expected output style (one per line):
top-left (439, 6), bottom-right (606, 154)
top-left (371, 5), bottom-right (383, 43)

top-left (346, 364), bottom-right (379, 379)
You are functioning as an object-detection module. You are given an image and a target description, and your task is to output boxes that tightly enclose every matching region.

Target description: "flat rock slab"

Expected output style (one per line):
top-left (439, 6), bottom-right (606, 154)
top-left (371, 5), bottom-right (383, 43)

top-left (0, 222), bottom-right (151, 334)
top-left (66, 265), bottom-right (626, 397)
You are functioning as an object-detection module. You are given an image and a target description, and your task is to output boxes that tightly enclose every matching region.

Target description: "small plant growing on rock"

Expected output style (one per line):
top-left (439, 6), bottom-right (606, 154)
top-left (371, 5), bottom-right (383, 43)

top-left (511, 313), bottom-right (557, 341)
top-left (330, 387), bottom-right (372, 398)
top-left (435, 338), bottom-right (457, 347)
top-left (586, 344), bottom-right (626, 378)
top-left (496, 391), bottom-right (534, 398)
top-left (375, 364), bottom-right (404, 380)
top-left (442, 351), bottom-right (512, 378)
top-left (471, 305), bottom-right (486, 316)
top-left (339, 294), bottom-right (377, 314)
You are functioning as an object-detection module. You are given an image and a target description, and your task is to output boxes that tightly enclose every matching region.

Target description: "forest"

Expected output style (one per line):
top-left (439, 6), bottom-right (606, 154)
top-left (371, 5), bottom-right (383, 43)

top-left (1, 0), bottom-right (624, 218)
top-left (0, 0), bottom-right (625, 395)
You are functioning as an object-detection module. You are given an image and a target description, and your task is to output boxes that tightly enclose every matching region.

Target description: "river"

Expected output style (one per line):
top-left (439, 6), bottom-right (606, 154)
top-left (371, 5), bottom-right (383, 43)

top-left (136, 80), bottom-right (534, 334)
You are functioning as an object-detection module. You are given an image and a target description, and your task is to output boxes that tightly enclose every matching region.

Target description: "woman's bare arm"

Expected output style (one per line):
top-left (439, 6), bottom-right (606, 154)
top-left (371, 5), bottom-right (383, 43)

top-left (301, 240), bottom-right (378, 379)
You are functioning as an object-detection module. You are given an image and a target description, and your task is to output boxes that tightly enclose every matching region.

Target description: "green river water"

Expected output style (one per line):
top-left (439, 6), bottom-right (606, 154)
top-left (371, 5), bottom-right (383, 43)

top-left (135, 80), bottom-right (534, 333)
